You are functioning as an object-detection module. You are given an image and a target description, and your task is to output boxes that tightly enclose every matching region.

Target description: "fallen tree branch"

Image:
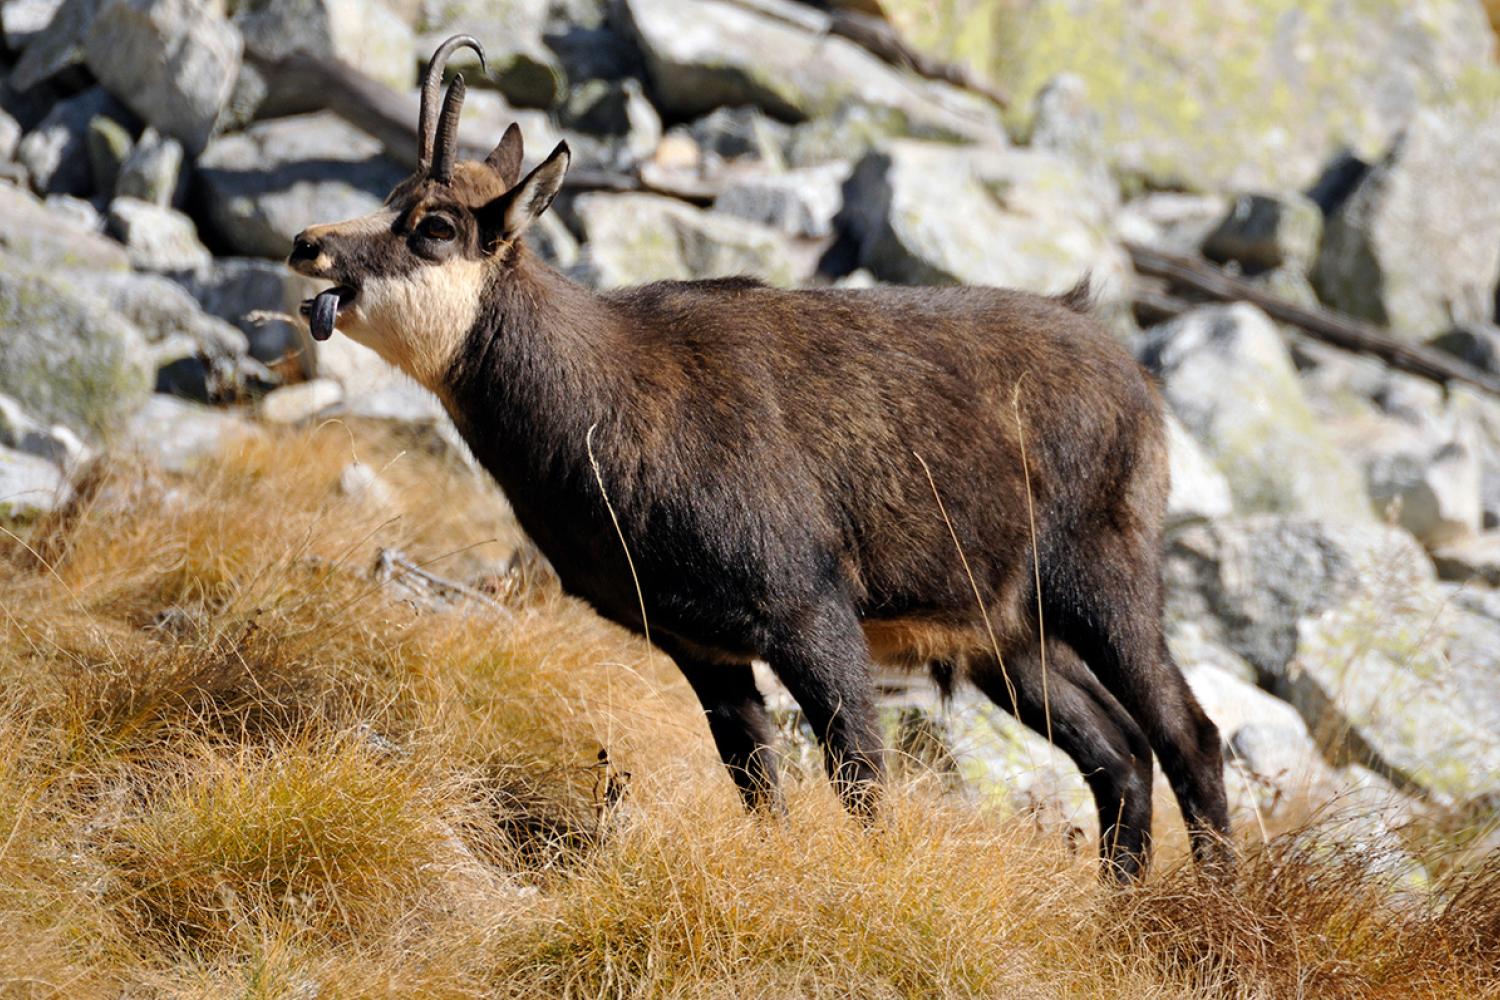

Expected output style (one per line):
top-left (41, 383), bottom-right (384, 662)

top-left (1125, 241), bottom-right (1500, 397)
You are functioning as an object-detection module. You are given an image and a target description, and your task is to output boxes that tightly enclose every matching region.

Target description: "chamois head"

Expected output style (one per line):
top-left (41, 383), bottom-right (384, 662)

top-left (289, 34), bottom-right (570, 388)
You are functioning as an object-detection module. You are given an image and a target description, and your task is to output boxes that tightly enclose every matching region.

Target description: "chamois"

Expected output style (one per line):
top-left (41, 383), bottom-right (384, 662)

top-left (289, 35), bottom-right (1232, 880)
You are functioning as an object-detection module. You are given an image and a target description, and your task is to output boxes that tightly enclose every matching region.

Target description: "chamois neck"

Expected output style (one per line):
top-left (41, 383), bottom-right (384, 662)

top-left (441, 246), bottom-right (628, 484)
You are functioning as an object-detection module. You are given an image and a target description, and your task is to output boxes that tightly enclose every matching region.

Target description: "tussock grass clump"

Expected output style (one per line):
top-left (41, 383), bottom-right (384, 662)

top-left (107, 738), bottom-right (460, 947)
top-left (1114, 834), bottom-right (1500, 997)
top-left (481, 784), bottom-right (1120, 999)
top-left (0, 422), bottom-right (1497, 998)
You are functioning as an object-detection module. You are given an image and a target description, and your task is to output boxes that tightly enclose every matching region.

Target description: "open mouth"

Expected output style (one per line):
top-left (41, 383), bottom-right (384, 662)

top-left (298, 285), bottom-right (358, 342)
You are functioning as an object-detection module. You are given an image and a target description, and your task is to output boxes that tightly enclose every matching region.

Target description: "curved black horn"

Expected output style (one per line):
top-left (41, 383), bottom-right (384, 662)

top-left (417, 34), bottom-right (485, 172)
top-left (431, 73), bottom-right (466, 185)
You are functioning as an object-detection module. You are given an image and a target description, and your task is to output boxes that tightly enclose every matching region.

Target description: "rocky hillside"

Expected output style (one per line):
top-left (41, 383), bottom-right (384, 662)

top-left (4, 0), bottom-right (1500, 938)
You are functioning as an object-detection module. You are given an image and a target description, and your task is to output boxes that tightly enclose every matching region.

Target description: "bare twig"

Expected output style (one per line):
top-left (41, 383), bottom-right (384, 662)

top-left (373, 546), bottom-right (514, 619)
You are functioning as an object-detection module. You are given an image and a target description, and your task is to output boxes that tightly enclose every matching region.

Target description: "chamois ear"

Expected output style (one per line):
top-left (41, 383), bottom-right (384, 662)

top-left (479, 141), bottom-right (570, 251)
top-left (484, 123), bottom-right (524, 188)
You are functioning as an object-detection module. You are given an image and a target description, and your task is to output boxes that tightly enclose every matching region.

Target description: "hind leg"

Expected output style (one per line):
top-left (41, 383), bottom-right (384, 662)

top-left (971, 643), bottom-right (1155, 881)
top-left (1049, 555), bottom-right (1232, 870)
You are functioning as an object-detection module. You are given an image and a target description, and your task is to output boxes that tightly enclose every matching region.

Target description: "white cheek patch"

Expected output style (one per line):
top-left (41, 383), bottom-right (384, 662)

top-left (341, 258), bottom-right (487, 392)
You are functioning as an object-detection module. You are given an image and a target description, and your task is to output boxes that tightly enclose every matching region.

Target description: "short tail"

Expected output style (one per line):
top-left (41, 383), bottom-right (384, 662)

top-left (1054, 274), bottom-right (1095, 313)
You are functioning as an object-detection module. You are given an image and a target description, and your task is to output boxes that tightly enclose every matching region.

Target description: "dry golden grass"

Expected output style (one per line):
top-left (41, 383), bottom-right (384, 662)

top-left (1, 420), bottom-right (1497, 998)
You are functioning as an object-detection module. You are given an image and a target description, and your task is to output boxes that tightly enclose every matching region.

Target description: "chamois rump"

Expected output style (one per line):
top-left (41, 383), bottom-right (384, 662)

top-left (289, 35), bottom-right (1232, 880)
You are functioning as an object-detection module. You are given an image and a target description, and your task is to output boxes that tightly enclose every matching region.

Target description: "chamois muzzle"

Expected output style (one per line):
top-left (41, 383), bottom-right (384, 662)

top-left (288, 232), bottom-right (359, 341)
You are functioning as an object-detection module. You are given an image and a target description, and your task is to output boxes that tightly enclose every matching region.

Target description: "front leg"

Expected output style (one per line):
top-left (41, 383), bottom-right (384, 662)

top-left (662, 641), bottom-right (784, 813)
top-left (764, 599), bottom-right (885, 819)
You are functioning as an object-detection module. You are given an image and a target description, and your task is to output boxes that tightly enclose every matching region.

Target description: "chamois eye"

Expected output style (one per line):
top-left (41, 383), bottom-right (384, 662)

top-left (418, 215), bottom-right (456, 242)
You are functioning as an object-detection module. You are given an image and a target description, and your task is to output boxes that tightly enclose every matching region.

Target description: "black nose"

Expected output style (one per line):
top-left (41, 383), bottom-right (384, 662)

top-left (289, 234), bottom-right (320, 265)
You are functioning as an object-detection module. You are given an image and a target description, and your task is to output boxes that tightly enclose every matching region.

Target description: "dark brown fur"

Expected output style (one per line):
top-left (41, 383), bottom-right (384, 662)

top-left (291, 120), bottom-right (1231, 882)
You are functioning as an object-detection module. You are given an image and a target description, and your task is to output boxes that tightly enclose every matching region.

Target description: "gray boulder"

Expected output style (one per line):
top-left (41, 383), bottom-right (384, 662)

top-left (17, 87), bottom-right (131, 195)
top-left (780, 101), bottom-right (940, 170)
top-left (0, 445), bottom-right (69, 520)
top-left (1287, 557), bottom-right (1500, 807)
top-left (313, 332), bottom-right (411, 395)
top-left (43, 193), bottom-right (105, 233)
top-left (1295, 339), bottom-right (1422, 420)
top-left (258, 377), bottom-right (343, 424)
top-left (1167, 618), bottom-right (1259, 686)
top-left (106, 196), bottom-right (213, 272)
top-left (620, 0), bottom-right (1004, 143)
top-left (1336, 410), bottom-right (1482, 547)
top-left (313, 335), bottom-right (469, 460)
top-left (1309, 366), bottom-right (1489, 543)
top-left (10, 0), bottom-right (101, 92)
top-left (1164, 413), bottom-right (1233, 527)
top-left (1164, 512), bottom-right (1500, 806)
top-left (841, 140), bottom-right (1128, 301)
top-left (0, 260), bottom-right (153, 440)
top-left (195, 113), bottom-right (407, 258)
top-left (934, 0), bottom-right (1497, 192)
top-left (0, 109), bottom-right (21, 163)
top-left (560, 78), bottom-right (661, 162)
top-left (1315, 104), bottom-right (1500, 339)
top-left (3, 0), bottom-right (65, 52)
top-left (418, 0), bottom-right (561, 108)
top-left (116, 127), bottom-right (184, 205)
top-left (527, 212), bottom-right (580, 272)
top-left (1446, 386), bottom-right (1500, 530)
top-left (945, 688), bottom-right (1091, 825)
top-left (1163, 515), bottom-right (1423, 688)
top-left (1439, 590), bottom-right (1500, 753)
top-left (1141, 304), bottom-right (1371, 521)
top-left (124, 394), bottom-right (262, 473)
top-left (713, 161), bottom-right (849, 240)
top-left (83, 0), bottom-right (242, 155)
top-left (0, 159), bottom-right (26, 188)
top-left (1181, 659), bottom-right (1346, 817)
top-left (1431, 323), bottom-right (1500, 377)
top-left (690, 106), bottom-right (792, 165)
top-left (79, 270), bottom-right (248, 360)
top-left (1115, 192), bottom-right (1229, 256)
top-left (1201, 191), bottom-right (1322, 276)
top-left (0, 184), bottom-right (129, 270)
top-left (575, 193), bottom-right (802, 288)
top-left (78, 269), bottom-right (271, 404)
top-left (338, 461), bottom-right (394, 509)
top-left (1027, 72), bottom-right (1106, 171)
top-left (1431, 533), bottom-right (1500, 585)
top-left (0, 392), bottom-right (91, 469)
top-left (238, 0), bottom-right (415, 94)
top-left (175, 257), bottom-right (320, 371)
top-left (85, 114), bottom-right (132, 194)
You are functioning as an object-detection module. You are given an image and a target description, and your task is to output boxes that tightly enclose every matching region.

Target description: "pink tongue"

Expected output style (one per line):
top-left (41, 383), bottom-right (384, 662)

top-left (310, 289), bottom-right (340, 341)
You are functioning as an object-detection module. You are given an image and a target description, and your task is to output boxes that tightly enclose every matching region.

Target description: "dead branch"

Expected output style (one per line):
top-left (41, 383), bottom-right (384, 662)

top-left (1125, 242), bottom-right (1500, 397)
top-left (374, 546), bottom-right (515, 620)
